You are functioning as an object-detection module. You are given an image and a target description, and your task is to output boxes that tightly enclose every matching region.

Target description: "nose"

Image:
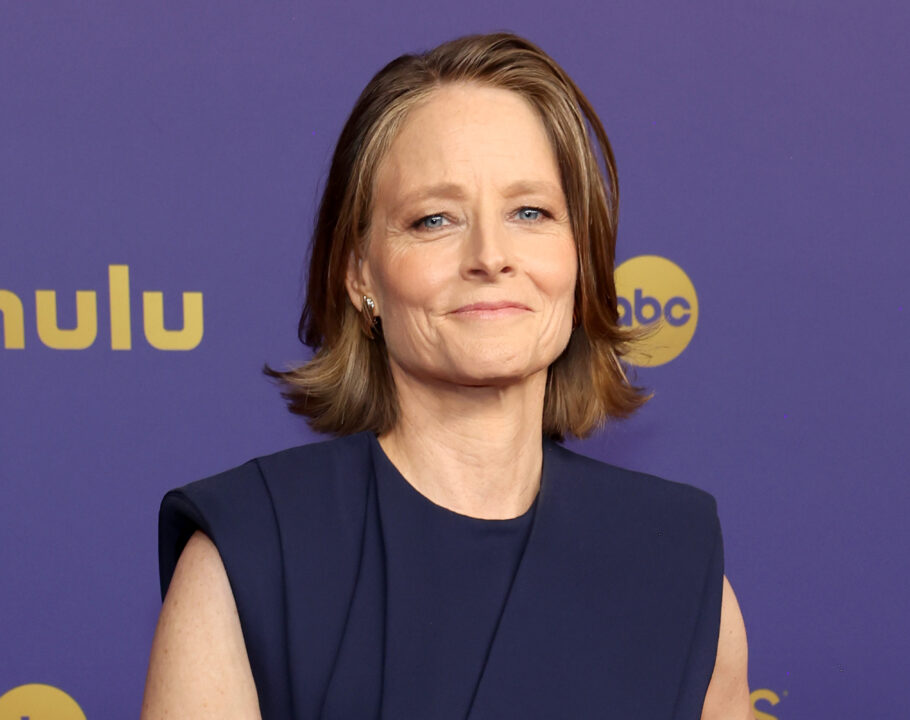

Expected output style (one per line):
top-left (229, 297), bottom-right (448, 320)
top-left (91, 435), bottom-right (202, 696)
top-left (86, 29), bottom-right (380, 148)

top-left (461, 214), bottom-right (515, 280)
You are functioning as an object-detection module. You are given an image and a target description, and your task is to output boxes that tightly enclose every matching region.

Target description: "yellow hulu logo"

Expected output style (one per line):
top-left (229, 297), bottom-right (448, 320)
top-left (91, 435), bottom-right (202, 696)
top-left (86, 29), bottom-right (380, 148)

top-left (0, 264), bottom-right (203, 351)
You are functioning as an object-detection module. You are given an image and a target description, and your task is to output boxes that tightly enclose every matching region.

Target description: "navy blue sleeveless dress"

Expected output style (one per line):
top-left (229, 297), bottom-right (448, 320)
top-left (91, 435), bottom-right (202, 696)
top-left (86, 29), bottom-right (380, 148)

top-left (158, 432), bottom-right (723, 719)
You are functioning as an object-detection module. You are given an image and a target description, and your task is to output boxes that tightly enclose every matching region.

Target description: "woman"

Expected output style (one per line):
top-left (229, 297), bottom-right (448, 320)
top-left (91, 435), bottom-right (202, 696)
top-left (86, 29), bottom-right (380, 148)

top-left (142, 32), bottom-right (751, 720)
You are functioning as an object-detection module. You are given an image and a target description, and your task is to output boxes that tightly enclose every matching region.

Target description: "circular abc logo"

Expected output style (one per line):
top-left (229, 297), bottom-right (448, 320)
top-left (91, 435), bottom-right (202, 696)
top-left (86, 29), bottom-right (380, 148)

top-left (0, 683), bottom-right (85, 720)
top-left (614, 255), bottom-right (698, 367)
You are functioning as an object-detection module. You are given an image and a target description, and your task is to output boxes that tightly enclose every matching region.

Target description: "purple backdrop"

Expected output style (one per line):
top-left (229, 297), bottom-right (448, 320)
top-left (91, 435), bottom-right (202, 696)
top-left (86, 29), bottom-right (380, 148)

top-left (2, 1), bottom-right (908, 717)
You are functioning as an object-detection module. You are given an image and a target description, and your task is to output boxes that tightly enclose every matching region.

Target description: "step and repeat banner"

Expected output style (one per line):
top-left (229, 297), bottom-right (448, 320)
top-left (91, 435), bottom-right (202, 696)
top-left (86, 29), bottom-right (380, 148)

top-left (2, 1), bottom-right (907, 718)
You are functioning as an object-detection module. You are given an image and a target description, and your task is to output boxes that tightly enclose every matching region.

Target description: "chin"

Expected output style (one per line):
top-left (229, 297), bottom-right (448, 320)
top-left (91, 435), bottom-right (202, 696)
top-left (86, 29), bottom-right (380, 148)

top-left (445, 351), bottom-right (552, 387)
top-left (393, 336), bottom-right (569, 388)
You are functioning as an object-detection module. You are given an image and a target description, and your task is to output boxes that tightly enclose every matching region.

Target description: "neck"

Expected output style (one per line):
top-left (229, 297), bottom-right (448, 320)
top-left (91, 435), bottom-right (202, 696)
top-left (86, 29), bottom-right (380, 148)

top-left (378, 365), bottom-right (547, 520)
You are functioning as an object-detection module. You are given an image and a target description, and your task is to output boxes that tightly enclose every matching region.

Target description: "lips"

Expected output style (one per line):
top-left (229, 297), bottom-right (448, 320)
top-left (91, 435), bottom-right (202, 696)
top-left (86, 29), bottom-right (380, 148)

top-left (451, 301), bottom-right (531, 315)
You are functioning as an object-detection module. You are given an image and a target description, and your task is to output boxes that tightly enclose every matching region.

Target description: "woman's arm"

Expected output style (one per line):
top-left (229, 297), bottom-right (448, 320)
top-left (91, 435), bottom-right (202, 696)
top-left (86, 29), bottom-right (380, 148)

top-left (141, 530), bottom-right (262, 720)
top-left (701, 574), bottom-right (752, 720)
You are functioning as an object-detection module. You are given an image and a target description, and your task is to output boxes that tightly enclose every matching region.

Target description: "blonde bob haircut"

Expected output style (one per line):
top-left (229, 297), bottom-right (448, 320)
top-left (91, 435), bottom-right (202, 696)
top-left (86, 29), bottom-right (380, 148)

top-left (265, 31), bottom-right (649, 440)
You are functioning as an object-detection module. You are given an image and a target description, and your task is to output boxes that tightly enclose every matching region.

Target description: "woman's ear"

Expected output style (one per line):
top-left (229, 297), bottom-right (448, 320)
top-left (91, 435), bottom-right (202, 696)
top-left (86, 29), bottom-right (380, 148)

top-left (344, 249), bottom-right (376, 314)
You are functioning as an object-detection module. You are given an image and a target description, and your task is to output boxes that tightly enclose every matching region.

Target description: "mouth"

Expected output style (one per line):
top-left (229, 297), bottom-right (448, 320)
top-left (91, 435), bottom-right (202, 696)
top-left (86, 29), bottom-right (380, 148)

top-left (450, 301), bottom-right (532, 318)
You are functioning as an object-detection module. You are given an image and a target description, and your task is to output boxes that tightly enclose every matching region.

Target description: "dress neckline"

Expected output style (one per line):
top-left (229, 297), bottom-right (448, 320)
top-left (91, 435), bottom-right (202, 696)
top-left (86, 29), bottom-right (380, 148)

top-left (367, 431), bottom-right (539, 526)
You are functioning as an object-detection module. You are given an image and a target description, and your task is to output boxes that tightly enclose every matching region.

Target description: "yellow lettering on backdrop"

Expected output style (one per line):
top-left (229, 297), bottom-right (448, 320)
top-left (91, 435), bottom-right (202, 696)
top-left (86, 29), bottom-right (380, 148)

top-left (0, 289), bottom-right (25, 349)
top-left (35, 289), bottom-right (97, 350)
top-left (109, 264), bottom-right (132, 350)
top-left (614, 255), bottom-right (698, 367)
top-left (751, 688), bottom-right (781, 720)
top-left (143, 290), bottom-right (204, 350)
top-left (3, 267), bottom-right (205, 351)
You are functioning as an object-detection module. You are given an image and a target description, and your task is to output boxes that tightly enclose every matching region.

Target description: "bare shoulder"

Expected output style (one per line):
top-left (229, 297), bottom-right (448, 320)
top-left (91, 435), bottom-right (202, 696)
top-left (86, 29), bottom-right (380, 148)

top-left (141, 530), bottom-right (262, 720)
top-left (701, 574), bottom-right (752, 720)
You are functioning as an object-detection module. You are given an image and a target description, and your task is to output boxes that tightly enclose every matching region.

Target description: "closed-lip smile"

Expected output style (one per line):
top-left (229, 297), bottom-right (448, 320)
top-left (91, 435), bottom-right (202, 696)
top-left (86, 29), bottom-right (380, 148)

top-left (451, 301), bottom-right (531, 315)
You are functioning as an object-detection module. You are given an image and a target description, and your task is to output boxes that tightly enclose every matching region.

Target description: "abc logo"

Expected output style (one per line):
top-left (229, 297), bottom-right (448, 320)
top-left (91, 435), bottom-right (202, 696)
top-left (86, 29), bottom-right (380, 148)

top-left (0, 684), bottom-right (85, 720)
top-left (614, 255), bottom-right (698, 367)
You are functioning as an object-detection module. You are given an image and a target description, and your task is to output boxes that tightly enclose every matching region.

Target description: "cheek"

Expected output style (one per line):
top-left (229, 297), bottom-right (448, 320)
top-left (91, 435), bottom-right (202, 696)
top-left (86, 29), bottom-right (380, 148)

top-left (370, 248), bottom-right (460, 367)
top-left (376, 248), bottom-right (452, 310)
top-left (535, 240), bottom-right (578, 303)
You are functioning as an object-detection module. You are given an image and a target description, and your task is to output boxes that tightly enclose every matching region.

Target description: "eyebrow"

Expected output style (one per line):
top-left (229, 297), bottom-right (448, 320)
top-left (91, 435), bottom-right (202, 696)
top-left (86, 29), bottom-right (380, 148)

top-left (395, 180), bottom-right (562, 207)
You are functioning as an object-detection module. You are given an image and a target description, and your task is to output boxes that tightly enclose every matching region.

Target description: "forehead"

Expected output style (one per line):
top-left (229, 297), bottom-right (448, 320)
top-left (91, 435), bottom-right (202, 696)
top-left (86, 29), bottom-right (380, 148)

top-left (374, 83), bottom-right (562, 202)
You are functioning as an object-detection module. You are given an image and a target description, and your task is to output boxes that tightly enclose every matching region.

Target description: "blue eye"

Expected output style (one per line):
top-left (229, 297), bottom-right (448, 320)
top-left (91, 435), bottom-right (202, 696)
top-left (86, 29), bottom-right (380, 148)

top-left (415, 214), bottom-right (449, 230)
top-left (517, 207), bottom-right (550, 222)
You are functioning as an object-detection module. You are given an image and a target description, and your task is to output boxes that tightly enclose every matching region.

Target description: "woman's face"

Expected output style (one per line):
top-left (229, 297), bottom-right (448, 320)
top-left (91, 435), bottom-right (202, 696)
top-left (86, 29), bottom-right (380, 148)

top-left (348, 82), bottom-right (577, 389)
